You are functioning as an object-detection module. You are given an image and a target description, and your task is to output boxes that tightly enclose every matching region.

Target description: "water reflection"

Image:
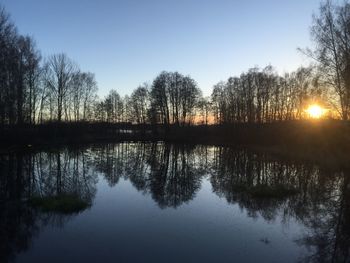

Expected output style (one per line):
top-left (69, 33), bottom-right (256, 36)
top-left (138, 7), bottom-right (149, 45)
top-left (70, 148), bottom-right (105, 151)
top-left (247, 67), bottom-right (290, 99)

top-left (0, 143), bottom-right (349, 262)
top-left (0, 148), bottom-right (98, 262)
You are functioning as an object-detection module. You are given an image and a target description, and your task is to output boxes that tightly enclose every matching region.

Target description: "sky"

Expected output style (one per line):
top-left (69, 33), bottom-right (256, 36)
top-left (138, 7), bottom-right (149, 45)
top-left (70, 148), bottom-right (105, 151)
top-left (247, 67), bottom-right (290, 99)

top-left (1, 0), bottom-right (321, 97)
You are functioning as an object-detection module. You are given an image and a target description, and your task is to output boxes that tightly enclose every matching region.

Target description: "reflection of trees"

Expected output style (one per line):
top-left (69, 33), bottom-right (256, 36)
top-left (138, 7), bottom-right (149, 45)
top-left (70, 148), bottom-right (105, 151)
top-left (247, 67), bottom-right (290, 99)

top-left (209, 147), bottom-right (350, 262)
top-left (91, 140), bottom-right (350, 263)
top-left (0, 147), bottom-right (98, 262)
top-left (93, 143), bottom-right (129, 186)
top-left (125, 143), bottom-right (150, 191)
top-left (92, 143), bottom-right (207, 208)
top-left (295, 173), bottom-right (350, 263)
top-left (146, 144), bottom-right (205, 208)
top-left (30, 148), bottom-right (97, 203)
top-left (211, 148), bottom-right (298, 220)
top-left (0, 203), bottom-right (39, 262)
top-left (1, 144), bottom-right (350, 261)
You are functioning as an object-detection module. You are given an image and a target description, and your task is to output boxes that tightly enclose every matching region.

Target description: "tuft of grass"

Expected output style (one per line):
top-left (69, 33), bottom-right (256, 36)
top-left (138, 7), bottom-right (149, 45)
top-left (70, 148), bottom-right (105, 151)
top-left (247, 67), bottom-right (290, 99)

top-left (29, 194), bottom-right (90, 214)
top-left (248, 184), bottom-right (299, 199)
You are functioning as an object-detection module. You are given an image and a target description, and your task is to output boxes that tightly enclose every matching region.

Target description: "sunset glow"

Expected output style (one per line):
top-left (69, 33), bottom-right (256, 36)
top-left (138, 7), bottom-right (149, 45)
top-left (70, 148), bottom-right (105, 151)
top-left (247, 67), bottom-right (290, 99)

top-left (306, 104), bottom-right (325, 119)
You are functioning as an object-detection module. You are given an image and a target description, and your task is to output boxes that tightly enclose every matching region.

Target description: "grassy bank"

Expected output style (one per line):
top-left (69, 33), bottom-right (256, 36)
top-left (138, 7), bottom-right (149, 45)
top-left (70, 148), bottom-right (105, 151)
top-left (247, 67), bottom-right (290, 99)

top-left (0, 120), bottom-right (349, 166)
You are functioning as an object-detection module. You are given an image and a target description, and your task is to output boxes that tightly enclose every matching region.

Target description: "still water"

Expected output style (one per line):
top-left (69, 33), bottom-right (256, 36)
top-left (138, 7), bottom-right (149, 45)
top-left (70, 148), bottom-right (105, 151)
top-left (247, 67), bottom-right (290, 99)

top-left (1, 143), bottom-right (349, 263)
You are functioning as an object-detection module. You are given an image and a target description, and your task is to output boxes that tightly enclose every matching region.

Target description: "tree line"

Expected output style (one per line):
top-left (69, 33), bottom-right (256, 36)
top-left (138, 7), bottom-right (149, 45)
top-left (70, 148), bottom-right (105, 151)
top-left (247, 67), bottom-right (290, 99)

top-left (0, 7), bottom-right (98, 125)
top-left (1, 1), bottom-right (350, 126)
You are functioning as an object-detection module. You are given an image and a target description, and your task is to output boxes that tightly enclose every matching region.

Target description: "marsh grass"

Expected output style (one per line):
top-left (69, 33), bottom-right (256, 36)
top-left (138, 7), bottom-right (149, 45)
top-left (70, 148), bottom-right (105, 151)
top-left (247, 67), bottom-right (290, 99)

top-left (29, 195), bottom-right (90, 214)
top-left (249, 185), bottom-right (299, 198)
top-left (232, 184), bottom-right (299, 199)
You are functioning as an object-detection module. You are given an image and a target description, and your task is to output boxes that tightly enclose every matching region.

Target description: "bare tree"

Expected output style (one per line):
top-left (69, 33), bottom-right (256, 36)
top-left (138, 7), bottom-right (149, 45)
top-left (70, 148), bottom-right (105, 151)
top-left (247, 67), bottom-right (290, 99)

top-left (150, 71), bottom-right (201, 125)
top-left (81, 73), bottom-right (98, 121)
top-left (306, 0), bottom-right (350, 119)
top-left (44, 54), bottom-right (77, 122)
top-left (130, 83), bottom-right (150, 124)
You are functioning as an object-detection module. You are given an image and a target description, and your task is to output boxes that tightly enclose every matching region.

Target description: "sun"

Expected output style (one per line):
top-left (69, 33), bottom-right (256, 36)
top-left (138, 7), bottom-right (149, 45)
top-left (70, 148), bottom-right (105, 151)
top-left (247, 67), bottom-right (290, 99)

top-left (306, 104), bottom-right (325, 119)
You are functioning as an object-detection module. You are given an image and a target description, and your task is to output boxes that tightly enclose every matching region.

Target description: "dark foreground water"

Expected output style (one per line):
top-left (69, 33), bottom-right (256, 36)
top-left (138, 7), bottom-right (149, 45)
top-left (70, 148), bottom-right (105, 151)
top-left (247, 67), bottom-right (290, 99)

top-left (1, 143), bottom-right (349, 263)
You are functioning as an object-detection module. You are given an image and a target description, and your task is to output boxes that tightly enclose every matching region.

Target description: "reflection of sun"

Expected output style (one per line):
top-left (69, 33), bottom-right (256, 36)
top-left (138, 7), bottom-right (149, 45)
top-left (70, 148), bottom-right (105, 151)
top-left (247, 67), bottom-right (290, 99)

top-left (306, 104), bottom-right (325, 119)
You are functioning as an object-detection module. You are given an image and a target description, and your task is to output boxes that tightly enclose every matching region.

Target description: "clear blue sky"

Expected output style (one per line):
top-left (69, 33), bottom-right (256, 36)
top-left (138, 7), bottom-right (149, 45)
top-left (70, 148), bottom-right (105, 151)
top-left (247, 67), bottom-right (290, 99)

top-left (2, 0), bottom-right (320, 97)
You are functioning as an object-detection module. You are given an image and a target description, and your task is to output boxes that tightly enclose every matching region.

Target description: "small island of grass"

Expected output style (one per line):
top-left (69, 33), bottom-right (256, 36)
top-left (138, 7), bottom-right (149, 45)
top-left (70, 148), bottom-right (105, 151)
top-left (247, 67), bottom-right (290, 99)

top-left (29, 195), bottom-right (90, 214)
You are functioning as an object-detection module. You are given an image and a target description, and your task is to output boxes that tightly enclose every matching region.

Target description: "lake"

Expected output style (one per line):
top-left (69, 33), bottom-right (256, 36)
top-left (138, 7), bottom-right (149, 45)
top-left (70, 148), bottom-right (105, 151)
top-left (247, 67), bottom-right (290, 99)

top-left (1, 143), bottom-right (349, 263)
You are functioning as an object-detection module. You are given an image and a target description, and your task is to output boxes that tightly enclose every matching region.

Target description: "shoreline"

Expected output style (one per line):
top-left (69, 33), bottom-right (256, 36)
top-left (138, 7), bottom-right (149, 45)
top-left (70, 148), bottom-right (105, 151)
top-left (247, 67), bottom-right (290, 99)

top-left (0, 120), bottom-right (349, 169)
